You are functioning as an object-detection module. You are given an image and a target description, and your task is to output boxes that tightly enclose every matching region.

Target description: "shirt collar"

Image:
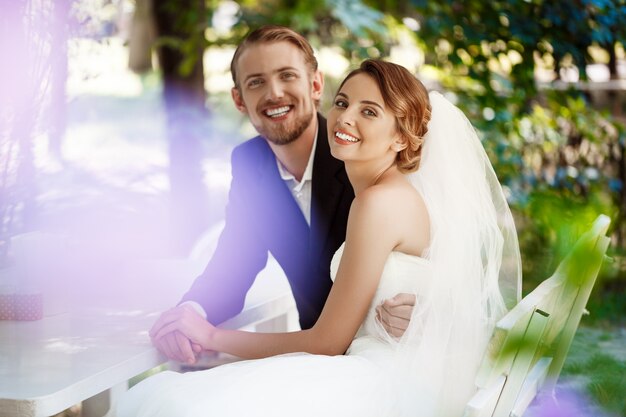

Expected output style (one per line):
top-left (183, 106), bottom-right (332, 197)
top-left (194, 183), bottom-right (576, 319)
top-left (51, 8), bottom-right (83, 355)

top-left (276, 125), bottom-right (318, 186)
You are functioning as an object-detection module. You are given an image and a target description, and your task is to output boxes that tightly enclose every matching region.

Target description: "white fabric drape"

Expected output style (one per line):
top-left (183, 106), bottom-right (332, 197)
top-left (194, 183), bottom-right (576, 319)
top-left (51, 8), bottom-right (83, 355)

top-left (377, 91), bottom-right (522, 417)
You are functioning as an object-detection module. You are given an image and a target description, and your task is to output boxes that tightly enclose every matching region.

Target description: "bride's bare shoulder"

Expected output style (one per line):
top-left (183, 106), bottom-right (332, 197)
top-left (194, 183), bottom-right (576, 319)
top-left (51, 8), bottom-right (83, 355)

top-left (351, 179), bottom-right (425, 222)
top-left (351, 178), bottom-right (429, 250)
top-left (359, 176), bottom-right (422, 204)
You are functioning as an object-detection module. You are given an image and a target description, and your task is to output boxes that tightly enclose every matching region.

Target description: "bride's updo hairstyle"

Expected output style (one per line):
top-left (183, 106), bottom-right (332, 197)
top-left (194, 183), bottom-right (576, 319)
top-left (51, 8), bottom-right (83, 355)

top-left (337, 59), bottom-right (431, 173)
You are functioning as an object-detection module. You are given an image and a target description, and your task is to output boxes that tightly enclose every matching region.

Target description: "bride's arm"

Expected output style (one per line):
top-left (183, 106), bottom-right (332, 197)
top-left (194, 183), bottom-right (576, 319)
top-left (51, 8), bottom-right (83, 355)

top-left (152, 188), bottom-right (403, 359)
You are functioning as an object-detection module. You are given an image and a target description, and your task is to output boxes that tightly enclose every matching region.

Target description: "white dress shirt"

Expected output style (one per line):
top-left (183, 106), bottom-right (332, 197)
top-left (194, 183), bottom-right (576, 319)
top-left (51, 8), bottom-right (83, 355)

top-left (275, 134), bottom-right (316, 226)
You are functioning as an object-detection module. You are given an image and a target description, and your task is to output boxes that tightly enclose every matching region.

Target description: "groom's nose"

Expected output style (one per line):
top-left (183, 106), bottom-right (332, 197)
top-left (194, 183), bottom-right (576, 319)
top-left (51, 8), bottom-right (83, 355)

top-left (266, 79), bottom-right (285, 100)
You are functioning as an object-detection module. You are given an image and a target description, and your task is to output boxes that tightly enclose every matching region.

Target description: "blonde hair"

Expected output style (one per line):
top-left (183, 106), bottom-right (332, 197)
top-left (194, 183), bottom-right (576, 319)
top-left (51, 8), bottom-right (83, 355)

top-left (231, 25), bottom-right (318, 88)
top-left (337, 59), bottom-right (431, 173)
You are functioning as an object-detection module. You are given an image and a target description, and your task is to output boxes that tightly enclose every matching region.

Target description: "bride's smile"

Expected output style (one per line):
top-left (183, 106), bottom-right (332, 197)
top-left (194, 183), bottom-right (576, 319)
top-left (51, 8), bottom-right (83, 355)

top-left (333, 129), bottom-right (360, 144)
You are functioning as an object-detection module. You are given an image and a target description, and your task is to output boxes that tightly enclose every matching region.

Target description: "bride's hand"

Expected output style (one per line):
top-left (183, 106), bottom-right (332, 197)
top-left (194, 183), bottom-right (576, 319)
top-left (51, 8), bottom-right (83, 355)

top-left (150, 305), bottom-right (217, 351)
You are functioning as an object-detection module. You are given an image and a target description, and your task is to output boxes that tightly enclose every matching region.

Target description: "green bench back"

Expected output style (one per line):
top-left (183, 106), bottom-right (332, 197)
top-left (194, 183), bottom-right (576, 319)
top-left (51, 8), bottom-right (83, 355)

top-left (463, 214), bottom-right (611, 417)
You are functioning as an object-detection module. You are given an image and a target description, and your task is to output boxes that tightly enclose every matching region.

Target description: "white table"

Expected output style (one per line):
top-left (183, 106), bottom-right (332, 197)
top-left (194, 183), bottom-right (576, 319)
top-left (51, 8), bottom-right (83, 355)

top-left (0, 308), bottom-right (162, 417)
top-left (0, 257), bottom-right (297, 417)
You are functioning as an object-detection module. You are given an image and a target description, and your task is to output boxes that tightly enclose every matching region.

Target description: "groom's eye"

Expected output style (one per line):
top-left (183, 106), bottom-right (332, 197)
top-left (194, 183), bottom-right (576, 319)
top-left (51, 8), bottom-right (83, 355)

top-left (247, 78), bottom-right (264, 88)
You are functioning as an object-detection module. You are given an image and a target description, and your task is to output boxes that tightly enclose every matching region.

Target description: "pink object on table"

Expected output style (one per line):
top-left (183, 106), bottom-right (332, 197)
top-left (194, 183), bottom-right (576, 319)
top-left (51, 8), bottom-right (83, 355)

top-left (0, 293), bottom-right (43, 321)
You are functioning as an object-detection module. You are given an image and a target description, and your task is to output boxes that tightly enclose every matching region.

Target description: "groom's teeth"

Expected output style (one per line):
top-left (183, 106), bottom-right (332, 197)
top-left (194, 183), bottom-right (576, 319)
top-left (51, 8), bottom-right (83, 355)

top-left (265, 106), bottom-right (291, 117)
top-left (336, 132), bottom-right (360, 143)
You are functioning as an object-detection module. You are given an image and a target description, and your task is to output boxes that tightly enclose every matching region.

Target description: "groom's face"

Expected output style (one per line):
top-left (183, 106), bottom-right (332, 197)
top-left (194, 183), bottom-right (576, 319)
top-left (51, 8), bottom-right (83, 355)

top-left (231, 41), bottom-right (323, 146)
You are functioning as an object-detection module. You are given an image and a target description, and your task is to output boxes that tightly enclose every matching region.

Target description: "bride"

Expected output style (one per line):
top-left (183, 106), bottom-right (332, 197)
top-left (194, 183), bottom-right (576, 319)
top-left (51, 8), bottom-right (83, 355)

top-left (119, 59), bottom-right (521, 417)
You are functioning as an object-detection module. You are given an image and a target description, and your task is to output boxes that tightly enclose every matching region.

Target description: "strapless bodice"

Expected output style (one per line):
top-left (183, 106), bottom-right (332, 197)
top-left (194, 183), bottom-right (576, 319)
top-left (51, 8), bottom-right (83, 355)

top-left (330, 243), bottom-right (432, 341)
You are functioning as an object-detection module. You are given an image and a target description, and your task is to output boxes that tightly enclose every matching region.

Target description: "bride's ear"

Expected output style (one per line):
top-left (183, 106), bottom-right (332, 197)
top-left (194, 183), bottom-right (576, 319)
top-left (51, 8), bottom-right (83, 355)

top-left (391, 135), bottom-right (408, 153)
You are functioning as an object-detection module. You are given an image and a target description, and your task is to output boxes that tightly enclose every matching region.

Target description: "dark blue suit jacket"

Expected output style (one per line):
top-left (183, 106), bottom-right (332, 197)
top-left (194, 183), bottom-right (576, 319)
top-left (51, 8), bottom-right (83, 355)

top-left (180, 115), bottom-right (354, 329)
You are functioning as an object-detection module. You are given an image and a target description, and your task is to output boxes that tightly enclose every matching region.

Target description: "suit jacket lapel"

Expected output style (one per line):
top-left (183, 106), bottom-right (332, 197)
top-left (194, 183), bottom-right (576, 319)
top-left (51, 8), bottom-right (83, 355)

top-left (310, 115), bottom-right (352, 260)
top-left (255, 138), bottom-right (310, 255)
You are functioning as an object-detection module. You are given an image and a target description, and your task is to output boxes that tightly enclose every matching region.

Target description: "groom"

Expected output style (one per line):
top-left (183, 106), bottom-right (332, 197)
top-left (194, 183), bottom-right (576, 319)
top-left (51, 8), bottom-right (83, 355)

top-left (151, 25), bottom-right (414, 364)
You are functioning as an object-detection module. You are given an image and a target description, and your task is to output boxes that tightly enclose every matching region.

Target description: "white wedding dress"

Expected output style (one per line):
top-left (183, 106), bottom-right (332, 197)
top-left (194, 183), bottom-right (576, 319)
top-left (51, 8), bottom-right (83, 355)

top-left (118, 243), bottom-right (436, 417)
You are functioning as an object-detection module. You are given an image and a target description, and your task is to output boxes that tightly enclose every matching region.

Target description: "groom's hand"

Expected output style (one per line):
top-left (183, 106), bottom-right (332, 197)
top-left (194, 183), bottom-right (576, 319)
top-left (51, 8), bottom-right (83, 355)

top-left (376, 293), bottom-right (416, 338)
top-left (150, 306), bottom-right (202, 364)
top-left (154, 331), bottom-right (200, 364)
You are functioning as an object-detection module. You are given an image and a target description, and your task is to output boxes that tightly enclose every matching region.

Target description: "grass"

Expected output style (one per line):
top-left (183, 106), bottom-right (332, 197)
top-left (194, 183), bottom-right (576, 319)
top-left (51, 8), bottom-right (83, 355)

top-left (562, 326), bottom-right (626, 416)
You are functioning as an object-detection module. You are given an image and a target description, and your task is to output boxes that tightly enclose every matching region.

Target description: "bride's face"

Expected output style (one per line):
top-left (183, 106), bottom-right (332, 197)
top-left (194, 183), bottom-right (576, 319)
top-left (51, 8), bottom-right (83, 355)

top-left (327, 73), bottom-right (402, 164)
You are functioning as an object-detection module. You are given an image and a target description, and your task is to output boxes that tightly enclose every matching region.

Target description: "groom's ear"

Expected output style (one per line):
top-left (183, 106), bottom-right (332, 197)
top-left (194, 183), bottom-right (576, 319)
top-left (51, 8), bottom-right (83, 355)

top-left (311, 70), bottom-right (324, 102)
top-left (231, 87), bottom-right (248, 114)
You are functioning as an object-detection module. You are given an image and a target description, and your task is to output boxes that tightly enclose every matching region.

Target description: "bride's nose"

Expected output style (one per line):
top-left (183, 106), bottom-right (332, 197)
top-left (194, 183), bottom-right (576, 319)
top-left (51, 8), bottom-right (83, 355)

top-left (337, 113), bottom-right (355, 127)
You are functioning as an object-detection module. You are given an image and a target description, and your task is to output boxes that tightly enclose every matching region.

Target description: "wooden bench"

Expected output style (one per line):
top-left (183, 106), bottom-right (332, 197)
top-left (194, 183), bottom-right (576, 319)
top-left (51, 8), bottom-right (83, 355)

top-left (463, 214), bottom-right (611, 417)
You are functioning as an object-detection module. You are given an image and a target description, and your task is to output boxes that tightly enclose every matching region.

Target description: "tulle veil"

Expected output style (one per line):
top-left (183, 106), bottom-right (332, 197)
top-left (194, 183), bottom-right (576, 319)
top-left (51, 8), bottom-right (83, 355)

top-left (377, 91), bottom-right (522, 416)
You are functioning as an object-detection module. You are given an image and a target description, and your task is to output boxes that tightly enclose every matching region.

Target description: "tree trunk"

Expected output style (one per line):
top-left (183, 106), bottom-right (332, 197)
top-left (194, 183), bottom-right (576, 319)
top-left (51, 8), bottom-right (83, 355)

top-left (152, 0), bottom-right (210, 256)
top-left (128, 0), bottom-right (156, 73)
top-left (607, 42), bottom-right (618, 80)
top-left (606, 43), bottom-right (625, 247)
top-left (0, 0), bottom-right (40, 244)
top-left (617, 141), bottom-right (625, 248)
top-left (48, 0), bottom-right (71, 160)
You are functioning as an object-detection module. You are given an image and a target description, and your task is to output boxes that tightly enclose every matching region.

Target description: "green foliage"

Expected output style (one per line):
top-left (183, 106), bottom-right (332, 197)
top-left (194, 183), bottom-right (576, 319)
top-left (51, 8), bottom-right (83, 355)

top-left (153, 0), bottom-right (212, 78)
top-left (503, 95), bottom-right (624, 305)
top-left (406, 1), bottom-right (626, 322)
top-left (410, 0), bottom-right (538, 113)
top-left (410, 0), bottom-right (626, 86)
top-left (587, 282), bottom-right (626, 326)
top-left (231, 0), bottom-right (392, 60)
top-left (329, 0), bottom-right (386, 39)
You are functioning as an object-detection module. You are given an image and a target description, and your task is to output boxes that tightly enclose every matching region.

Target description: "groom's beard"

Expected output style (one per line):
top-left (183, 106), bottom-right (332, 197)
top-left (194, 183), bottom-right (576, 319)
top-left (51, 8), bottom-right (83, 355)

top-left (254, 102), bottom-right (316, 146)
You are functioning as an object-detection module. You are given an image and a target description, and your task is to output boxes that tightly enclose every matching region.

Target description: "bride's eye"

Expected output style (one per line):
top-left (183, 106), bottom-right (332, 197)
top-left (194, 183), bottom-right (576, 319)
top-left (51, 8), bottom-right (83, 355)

top-left (363, 108), bottom-right (377, 117)
top-left (334, 99), bottom-right (348, 108)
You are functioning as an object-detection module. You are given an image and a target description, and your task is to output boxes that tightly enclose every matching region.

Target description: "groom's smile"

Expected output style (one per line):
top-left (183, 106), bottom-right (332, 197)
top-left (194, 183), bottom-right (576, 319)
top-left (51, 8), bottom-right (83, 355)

top-left (263, 104), bottom-right (293, 119)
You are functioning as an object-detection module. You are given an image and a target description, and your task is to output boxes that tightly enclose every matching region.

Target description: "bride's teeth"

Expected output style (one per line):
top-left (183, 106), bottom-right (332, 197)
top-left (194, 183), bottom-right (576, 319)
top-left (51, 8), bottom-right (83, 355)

top-left (265, 106), bottom-right (291, 117)
top-left (336, 132), bottom-right (360, 143)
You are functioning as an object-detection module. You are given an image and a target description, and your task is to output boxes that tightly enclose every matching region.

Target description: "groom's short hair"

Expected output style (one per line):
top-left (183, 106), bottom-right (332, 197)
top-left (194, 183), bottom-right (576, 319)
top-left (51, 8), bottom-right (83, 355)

top-left (230, 25), bottom-right (319, 89)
